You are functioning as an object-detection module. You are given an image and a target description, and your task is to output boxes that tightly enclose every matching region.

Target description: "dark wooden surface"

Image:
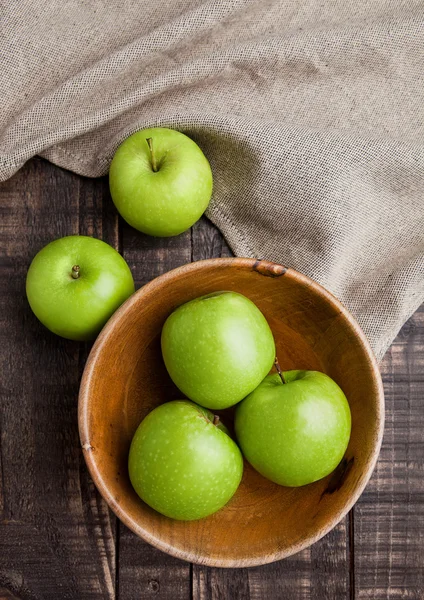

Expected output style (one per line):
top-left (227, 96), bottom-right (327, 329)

top-left (0, 158), bottom-right (423, 600)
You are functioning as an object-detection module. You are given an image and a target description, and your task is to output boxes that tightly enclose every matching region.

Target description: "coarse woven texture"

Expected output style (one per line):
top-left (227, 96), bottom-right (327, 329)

top-left (1, 0), bottom-right (423, 360)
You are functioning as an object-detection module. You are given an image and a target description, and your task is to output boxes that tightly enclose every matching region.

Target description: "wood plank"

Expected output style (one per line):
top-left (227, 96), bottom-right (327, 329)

top-left (77, 174), bottom-right (119, 598)
top-left (191, 217), bottom-right (350, 600)
top-left (117, 219), bottom-right (192, 599)
top-left (118, 534), bottom-right (192, 600)
top-left (0, 159), bottom-right (116, 599)
top-left (354, 304), bottom-right (424, 600)
top-left (1, 160), bottom-right (422, 599)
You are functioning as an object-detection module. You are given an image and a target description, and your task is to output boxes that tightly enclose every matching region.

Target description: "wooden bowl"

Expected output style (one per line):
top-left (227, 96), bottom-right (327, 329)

top-left (78, 258), bottom-right (384, 567)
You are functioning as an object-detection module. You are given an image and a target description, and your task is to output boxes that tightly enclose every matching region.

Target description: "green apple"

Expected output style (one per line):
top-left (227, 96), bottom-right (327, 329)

top-left (109, 127), bottom-right (213, 237)
top-left (128, 400), bottom-right (243, 520)
top-left (161, 291), bottom-right (276, 410)
top-left (235, 371), bottom-right (351, 487)
top-left (26, 235), bottom-right (135, 341)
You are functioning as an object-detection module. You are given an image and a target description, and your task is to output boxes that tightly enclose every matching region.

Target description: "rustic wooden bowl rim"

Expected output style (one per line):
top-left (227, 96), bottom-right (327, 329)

top-left (78, 258), bottom-right (385, 568)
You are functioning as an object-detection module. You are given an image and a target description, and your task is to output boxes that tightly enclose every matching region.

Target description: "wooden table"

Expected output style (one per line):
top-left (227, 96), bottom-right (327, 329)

top-left (1, 158), bottom-right (423, 600)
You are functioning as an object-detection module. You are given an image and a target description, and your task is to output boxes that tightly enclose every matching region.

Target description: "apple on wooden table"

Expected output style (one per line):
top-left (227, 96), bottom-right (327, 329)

top-left (235, 369), bottom-right (351, 487)
top-left (128, 400), bottom-right (244, 520)
top-left (161, 291), bottom-right (276, 410)
top-left (109, 127), bottom-right (213, 237)
top-left (26, 235), bottom-right (135, 341)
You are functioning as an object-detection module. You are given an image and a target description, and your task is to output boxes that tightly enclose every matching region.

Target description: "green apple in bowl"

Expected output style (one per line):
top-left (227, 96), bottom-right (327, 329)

top-left (109, 127), bottom-right (213, 237)
top-left (235, 370), bottom-right (351, 487)
top-left (128, 400), bottom-right (243, 520)
top-left (26, 235), bottom-right (135, 341)
top-left (161, 291), bottom-right (276, 410)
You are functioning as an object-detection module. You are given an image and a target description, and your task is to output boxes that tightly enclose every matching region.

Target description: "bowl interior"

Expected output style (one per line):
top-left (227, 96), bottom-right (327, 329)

top-left (79, 258), bottom-right (384, 567)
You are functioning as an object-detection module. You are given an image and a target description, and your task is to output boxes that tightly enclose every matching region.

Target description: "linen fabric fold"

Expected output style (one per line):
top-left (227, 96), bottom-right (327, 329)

top-left (1, 0), bottom-right (423, 359)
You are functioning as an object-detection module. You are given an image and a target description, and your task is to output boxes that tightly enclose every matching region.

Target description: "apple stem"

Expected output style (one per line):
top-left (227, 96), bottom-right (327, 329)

top-left (146, 137), bottom-right (158, 172)
top-left (274, 357), bottom-right (286, 384)
top-left (213, 415), bottom-right (220, 426)
top-left (71, 265), bottom-right (80, 279)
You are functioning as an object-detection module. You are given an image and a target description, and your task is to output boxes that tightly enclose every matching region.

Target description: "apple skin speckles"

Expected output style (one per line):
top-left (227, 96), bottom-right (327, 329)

top-left (109, 128), bottom-right (213, 237)
top-left (128, 400), bottom-right (243, 521)
top-left (161, 291), bottom-right (275, 410)
top-left (235, 371), bottom-right (351, 487)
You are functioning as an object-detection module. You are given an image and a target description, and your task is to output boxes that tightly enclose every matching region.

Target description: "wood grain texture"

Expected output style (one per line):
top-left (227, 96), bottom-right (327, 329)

top-left (118, 532), bottom-right (191, 600)
top-left (354, 304), bottom-right (424, 600)
top-left (1, 160), bottom-right (423, 599)
top-left (77, 175), bottom-right (119, 599)
top-left (0, 160), bottom-right (115, 599)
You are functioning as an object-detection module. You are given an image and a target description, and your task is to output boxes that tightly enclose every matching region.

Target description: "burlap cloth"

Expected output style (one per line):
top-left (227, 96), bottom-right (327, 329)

top-left (1, 1), bottom-right (423, 359)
